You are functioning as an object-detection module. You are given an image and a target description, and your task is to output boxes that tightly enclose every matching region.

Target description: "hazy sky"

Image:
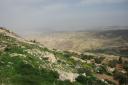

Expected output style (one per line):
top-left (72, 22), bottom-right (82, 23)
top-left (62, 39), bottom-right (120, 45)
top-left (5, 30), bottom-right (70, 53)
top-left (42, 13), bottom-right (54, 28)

top-left (0, 0), bottom-right (128, 35)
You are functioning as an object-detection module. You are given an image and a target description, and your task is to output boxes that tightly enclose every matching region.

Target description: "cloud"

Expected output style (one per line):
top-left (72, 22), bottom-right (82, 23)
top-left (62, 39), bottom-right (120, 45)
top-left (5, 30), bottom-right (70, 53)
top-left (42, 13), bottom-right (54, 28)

top-left (80, 0), bottom-right (128, 5)
top-left (43, 4), bottom-right (68, 11)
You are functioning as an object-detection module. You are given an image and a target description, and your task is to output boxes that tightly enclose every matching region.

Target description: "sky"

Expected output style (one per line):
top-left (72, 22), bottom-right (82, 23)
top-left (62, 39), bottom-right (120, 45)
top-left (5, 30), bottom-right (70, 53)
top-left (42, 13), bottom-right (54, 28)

top-left (0, 0), bottom-right (128, 35)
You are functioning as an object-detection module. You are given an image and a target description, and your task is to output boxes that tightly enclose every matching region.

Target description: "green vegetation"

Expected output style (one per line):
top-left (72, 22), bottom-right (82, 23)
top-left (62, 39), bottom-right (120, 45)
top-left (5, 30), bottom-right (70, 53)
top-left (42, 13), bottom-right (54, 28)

top-left (76, 75), bottom-right (107, 85)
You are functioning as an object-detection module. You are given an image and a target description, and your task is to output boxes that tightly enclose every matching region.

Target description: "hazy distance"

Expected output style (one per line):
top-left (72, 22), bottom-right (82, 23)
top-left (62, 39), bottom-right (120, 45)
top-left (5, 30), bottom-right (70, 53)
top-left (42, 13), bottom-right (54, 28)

top-left (0, 0), bottom-right (128, 36)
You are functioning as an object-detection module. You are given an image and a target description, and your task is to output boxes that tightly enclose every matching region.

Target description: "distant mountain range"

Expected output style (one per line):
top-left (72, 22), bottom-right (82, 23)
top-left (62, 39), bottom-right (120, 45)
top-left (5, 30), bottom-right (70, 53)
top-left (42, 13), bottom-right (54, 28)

top-left (26, 27), bottom-right (128, 57)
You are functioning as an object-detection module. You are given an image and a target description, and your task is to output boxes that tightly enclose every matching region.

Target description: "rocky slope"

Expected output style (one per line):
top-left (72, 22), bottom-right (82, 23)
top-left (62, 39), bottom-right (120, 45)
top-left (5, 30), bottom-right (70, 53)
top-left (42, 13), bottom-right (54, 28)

top-left (0, 27), bottom-right (116, 85)
top-left (1, 27), bottom-right (128, 85)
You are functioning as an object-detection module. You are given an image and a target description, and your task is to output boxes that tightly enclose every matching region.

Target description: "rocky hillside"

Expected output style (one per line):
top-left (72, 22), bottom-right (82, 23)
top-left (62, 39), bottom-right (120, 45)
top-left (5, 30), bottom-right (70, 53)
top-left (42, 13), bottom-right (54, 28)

top-left (1, 27), bottom-right (128, 85)
top-left (0, 27), bottom-right (118, 85)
